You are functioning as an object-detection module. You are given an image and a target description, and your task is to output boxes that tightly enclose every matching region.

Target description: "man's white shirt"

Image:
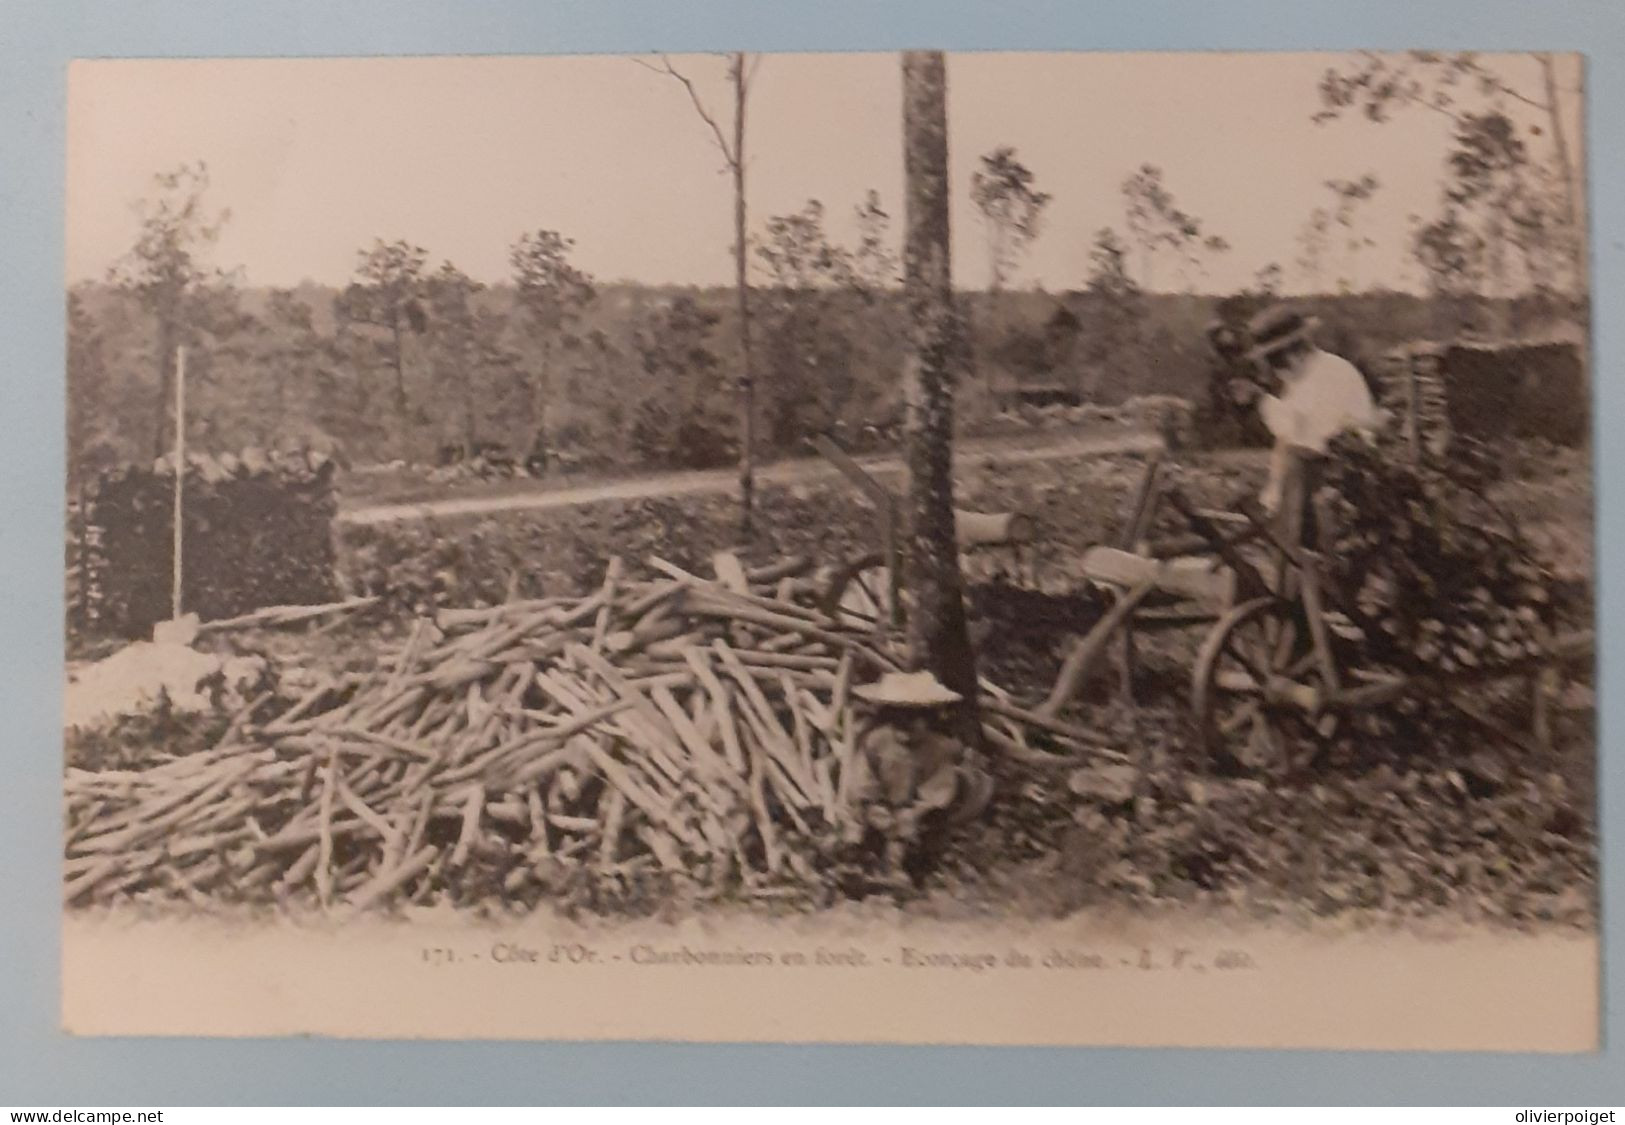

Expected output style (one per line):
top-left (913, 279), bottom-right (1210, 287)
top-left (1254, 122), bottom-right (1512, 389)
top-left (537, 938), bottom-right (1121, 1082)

top-left (1258, 349), bottom-right (1381, 454)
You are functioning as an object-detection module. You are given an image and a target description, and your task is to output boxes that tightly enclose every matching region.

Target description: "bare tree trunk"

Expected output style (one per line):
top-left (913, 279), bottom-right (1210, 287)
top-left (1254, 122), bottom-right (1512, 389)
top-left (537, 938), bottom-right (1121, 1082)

top-left (461, 348), bottom-right (479, 459)
top-left (733, 52), bottom-right (755, 535)
top-left (390, 321), bottom-right (408, 414)
top-left (151, 312), bottom-right (177, 460)
top-left (531, 341), bottom-right (553, 472)
top-left (900, 50), bottom-right (980, 735)
top-left (390, 316), bottom-right (412, 459)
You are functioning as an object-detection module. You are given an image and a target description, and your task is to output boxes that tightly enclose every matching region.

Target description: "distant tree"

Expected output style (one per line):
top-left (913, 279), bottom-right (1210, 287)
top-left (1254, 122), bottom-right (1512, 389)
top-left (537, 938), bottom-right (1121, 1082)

top-left (510, 229), bottom-right (596, 465)
top-left (1254, 262), bottom-right (1286, 298)
top-left (1120, 164), bottom-right (1216, 291)
top-left (1312, 51), bottom-right (1582, 286)
top-left (1324, 174), bottom-right (1382, 292)
top-left (266, 289), bottom-right (317, 338)
top-left (205, 290), bottom-right (344, 452)
top-left (548, 325), bottom-right (625, 465)
top-left (107, 161), bottom-right (236, 458)
top-left (422, 262), bottom-right (487, 456)
top-left (472, 306), bottom-right (528, 441)
top-left (1083, 228), bottom-right (1140, 308)
top-left (1196, 234), bottom-right (1232, 290)
top-left (754, 200), bottom-right (853, 448)
top-left (263, 291), bottom-right (351, 450)
top-left (630, 295), bottom-right (731, 469)
top-left (1073, 227), bottom-right (1148, 398)
top-left (1403, 109), bottom-right (1567, 336)
top-left (66, 290), bottom-right (115, 492)
top-left (1294, 207), bottom-right (1334, 292)
top-left (336, 239), bottom-right (429, 455)
top-left (970, 146), bottom-right (1051, 292)
top-left (756, 192), bottom-right (902, 300)
top-left (755, 200), bottom-right (856, 290)
top-left (1447, 111), bottom-right (1568, 304)
top-left (852, 189), bottom-right (901, 291)
top-left (1411, 208), bottom-right (1487, 333)
top-left (752, 196), bottom-right (900, 450)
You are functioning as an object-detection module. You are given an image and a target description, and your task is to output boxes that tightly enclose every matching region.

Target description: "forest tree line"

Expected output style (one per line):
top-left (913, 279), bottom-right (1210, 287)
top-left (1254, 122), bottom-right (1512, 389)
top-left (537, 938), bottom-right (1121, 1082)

top-left (68, 52), bottom-right (1584, 488)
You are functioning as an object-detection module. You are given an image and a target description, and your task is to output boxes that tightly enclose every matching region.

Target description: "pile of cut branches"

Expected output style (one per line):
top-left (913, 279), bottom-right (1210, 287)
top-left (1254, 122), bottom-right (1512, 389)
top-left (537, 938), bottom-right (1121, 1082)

top-left (65, 555), bottom-right (1099, 915)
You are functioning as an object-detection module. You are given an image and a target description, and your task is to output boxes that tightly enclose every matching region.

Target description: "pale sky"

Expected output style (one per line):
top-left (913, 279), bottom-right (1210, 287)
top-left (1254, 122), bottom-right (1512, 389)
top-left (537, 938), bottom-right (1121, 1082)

top-left (65, 51), bottom-right (1585, 294)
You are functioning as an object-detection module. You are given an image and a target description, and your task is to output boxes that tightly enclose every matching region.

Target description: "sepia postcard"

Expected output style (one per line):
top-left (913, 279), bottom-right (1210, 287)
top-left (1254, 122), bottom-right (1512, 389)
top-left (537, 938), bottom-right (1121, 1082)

top-left (61, 49), bottom-right (1597, 1050)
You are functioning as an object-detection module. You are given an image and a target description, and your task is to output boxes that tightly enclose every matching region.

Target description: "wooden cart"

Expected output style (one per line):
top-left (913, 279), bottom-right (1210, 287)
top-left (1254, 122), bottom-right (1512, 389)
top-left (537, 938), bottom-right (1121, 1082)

top-left (1067, 453), bottom-right (1593, 772)
top-left (813, 437), bottom-right (1592, 773)
top-left (811, 434), bottom-right (1035, 631)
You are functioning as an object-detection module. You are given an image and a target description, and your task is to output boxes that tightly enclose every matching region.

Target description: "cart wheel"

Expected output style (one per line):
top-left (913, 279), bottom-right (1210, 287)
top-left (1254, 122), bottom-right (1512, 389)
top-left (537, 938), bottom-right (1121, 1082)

top-left (1192, 596), bottom-right (1330, 774)
top-left (819, 552), bottom-right (898, 630)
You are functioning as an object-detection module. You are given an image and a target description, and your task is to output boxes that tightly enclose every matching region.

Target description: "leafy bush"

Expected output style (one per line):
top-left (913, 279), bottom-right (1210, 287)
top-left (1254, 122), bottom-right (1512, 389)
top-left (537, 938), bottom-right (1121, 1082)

top-left (1319, 431), bottom-right (1561, 676)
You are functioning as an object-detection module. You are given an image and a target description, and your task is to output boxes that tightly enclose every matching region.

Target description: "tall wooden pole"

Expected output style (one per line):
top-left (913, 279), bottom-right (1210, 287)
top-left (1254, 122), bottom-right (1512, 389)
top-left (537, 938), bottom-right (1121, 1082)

top-left (900, 50), bottom-right (979, 732)
top-left (171, 344), bottom-right (187, 620)
top-left (732, 52), bottom-right (755, 535)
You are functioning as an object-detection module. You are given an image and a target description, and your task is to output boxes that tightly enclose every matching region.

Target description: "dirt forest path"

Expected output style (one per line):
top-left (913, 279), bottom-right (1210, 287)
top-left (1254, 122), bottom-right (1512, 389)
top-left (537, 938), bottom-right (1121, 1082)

top-left (338, 428), bottom-right (1168, 527)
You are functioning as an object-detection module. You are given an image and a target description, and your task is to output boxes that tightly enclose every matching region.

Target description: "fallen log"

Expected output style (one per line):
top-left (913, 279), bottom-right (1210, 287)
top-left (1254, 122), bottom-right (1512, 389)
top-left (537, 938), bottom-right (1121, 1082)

top-left (196, 596), bottom-right (381, 635)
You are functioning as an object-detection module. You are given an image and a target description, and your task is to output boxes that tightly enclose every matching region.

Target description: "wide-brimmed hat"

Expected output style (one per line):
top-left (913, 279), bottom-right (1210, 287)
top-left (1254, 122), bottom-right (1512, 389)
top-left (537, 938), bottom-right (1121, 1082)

top-left (852, 670), bottom-right (963, 708)
top-left (1245, 306), bottom-right (1320, 362)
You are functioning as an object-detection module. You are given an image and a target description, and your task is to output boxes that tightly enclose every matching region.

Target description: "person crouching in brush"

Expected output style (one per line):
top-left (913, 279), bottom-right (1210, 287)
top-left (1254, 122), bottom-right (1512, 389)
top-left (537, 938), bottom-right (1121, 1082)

top-left (1228, 306), bottom-right (1384, 523)
top-left (845, 671), bottom-right (994, 889)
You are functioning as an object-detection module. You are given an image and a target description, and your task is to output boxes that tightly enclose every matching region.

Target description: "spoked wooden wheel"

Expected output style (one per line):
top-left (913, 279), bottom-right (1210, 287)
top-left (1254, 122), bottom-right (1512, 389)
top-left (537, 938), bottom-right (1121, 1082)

top-left (1192, 596), bottom-right (1335, 774)
top-left (819, 552), bottom-right (899, 630)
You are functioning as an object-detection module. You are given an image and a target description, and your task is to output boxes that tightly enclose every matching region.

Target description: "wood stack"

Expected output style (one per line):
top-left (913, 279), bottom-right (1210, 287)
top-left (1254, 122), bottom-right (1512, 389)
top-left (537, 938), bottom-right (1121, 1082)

top-left (1379, 344), bottom-right (1452, 461)
top-left (64, 553), bottom-right (1101, 913)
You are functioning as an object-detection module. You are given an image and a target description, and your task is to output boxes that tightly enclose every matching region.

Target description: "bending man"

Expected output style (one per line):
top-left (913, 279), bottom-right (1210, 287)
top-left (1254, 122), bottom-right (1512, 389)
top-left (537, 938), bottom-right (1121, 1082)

top-left (1230, 306), bottom-right (1382, 515)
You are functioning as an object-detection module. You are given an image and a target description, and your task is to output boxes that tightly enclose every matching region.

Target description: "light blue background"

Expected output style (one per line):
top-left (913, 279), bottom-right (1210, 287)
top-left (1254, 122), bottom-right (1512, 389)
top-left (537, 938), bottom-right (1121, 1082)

top-left (3, 0), bottom-right (1621, 1105)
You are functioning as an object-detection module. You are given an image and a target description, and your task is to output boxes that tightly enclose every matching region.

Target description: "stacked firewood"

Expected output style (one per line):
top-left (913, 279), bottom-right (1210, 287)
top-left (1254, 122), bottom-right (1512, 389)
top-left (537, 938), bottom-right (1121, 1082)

top-left (1378, 344), bottom-right (1452, 460)
top-left (81, 446), bottom-right (340, 639)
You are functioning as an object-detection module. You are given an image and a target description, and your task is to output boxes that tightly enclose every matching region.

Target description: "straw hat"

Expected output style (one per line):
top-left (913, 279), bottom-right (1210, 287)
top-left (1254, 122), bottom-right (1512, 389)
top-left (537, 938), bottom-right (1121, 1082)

top-left (852, 670), bottom-right (963, 709)
top-left (1245, 306), bottom-right (1320, 363)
